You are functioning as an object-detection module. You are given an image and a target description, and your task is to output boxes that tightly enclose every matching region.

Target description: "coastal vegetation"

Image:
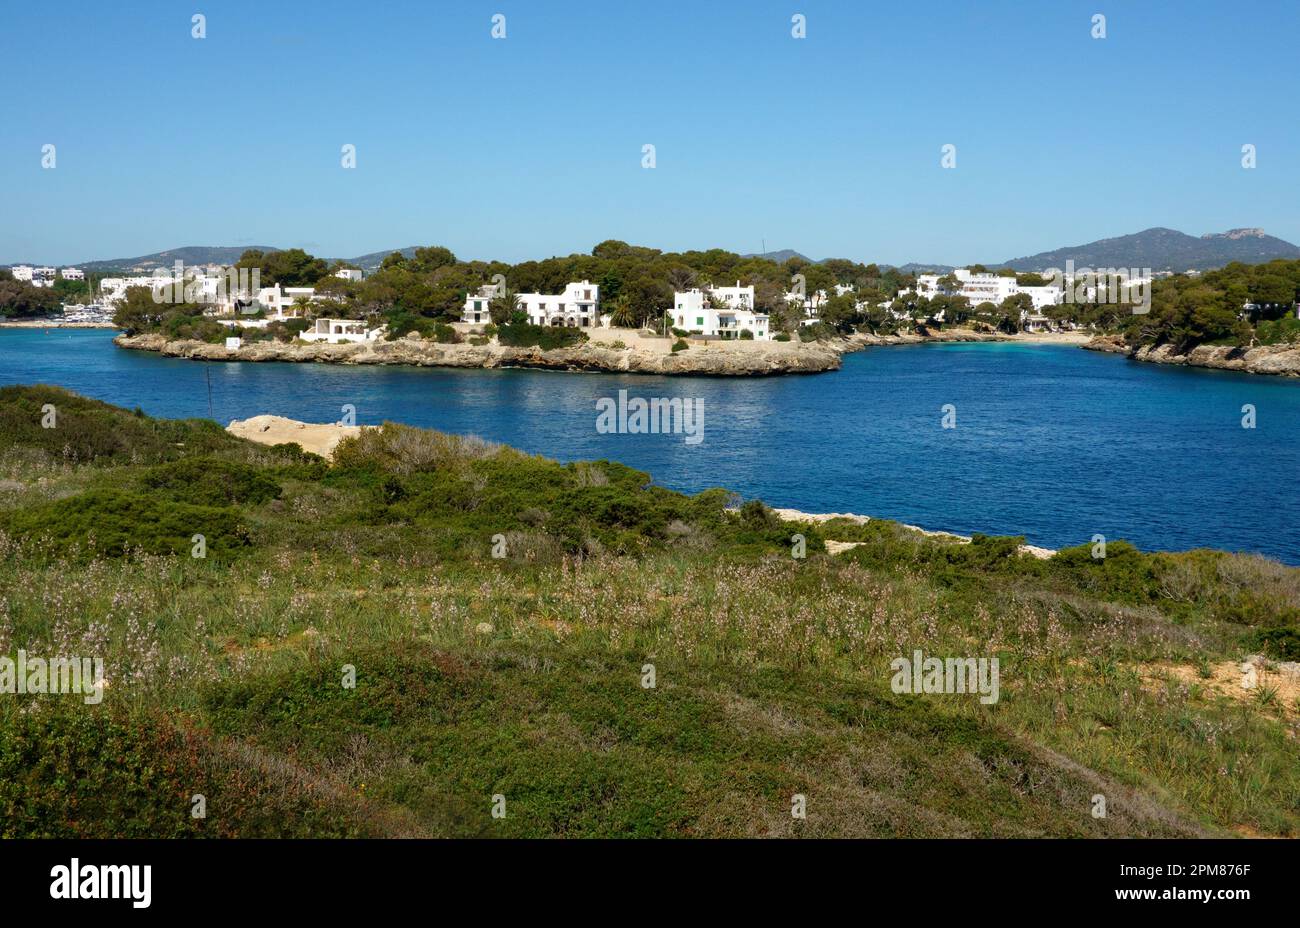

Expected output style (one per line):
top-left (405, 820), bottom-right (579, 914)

top-left (1, 386), bottom-right (1297, 838)
top-left (99, 239), bottom-right (1300, 369)
top-left (1119, 259), bottom-right (1300, 352)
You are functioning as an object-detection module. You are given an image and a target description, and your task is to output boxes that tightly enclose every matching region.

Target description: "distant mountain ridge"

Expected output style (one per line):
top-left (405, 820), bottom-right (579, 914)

top-left (990, 227), bottom-right (1300, 273)
top-left (77, 246), bottom-right (279, 272)
top-left (35, 245), bottom-right (422, 273)
top-left (10, 228), bottom-right (1299, 275)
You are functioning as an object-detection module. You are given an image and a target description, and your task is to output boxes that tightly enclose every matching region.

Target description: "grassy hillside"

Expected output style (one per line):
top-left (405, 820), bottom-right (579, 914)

top-left (0, 386), bottom-right (1296, 837)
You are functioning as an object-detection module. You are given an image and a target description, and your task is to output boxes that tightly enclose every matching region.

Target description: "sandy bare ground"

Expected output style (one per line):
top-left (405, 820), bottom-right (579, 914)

top-left (226, 415), bottom-right (371, 460)
top-left (774, 507), bottom-right (1056, 559)
top-left (1139, 658), bottom-right (1300, 720)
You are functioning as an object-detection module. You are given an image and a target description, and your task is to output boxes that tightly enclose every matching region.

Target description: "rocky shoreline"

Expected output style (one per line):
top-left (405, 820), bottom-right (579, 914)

top-left (113, 328), bottom-right (1089, 377)
top-left (1083, 334), bottom-right (1300, 377)
top-left (114, 331), bottom-right (844, 376)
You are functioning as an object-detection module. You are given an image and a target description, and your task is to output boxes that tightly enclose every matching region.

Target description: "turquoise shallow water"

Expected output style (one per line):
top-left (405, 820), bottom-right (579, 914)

top-left (3, 329), bottom-right (1299, 562)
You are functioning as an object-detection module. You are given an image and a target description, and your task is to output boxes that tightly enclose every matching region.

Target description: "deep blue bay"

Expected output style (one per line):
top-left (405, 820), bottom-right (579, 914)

top-left (3, 328), bottom-right (1298, 562)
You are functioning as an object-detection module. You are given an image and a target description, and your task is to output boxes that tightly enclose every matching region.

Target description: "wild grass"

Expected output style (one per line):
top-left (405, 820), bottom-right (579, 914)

top-left (0, 386), bottom-right (1296, 837)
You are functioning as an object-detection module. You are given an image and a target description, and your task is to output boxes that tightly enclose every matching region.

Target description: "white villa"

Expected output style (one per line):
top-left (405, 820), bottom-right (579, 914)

top-left (299, 318), bottom-right (386, 343)
top-left (334, 268), bottom-right (364, 281)
top-left (786, 283), bottom-right (855, 325)
top-left (672, 283), bottom-right (772, 340)
top-left (461, 280), bottom-right (600, 327)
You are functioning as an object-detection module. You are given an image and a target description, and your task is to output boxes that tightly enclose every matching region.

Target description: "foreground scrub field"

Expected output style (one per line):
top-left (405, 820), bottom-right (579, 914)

top-left (0, 385), bottom-right (1297, 837)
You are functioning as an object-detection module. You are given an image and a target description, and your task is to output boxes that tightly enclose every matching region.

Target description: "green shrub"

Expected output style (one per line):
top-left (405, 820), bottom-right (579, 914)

top-left (140, 457), bottom-right (282, 506)
top-left (432, 323), bottom-right (461, 344)
top-left (0, 702), bottom-right (364, 837)
top-left (497, 323), bottom-right (587, 350)
top-left (0, 385), bottom-right (240, 465)
top-left (0, 489), bottom-right (251, 559)
top-left (1254, 626), bottom-right (1300, 661)
top-left (671, 338), bottom-right (689, 353)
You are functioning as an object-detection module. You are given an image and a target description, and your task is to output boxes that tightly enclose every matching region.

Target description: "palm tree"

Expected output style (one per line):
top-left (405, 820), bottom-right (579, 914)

top-left (607, 294), bottom-right (636, 328)
top-left (488, 286), bottom-right (521, 326)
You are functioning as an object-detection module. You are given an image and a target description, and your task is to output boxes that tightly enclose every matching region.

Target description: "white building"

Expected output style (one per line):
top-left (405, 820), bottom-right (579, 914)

top-left (97, 275), bottom-right (178, 304)
top-left (60, 268), bottom-right (85, 280)
top-left (298, 318), bottom-right (385, 343)
top-left (461, 280), bottom-right (600, 327)
top-left (915, 268), bottom-right (1063, 311)
top-left (16, 266), bottom-right (58, 287)
top-left (785, 283), bottom-right (855, 324)
top-left (334, 268), bottom-right (364, 282)
top-left (672, 283), bottom-right (771, 340)
top-left (220, 285), bottom-right (321, 319)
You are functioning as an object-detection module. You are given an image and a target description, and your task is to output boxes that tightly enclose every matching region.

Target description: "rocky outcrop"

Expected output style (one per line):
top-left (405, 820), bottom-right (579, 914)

top-left (114, 332), bottom-right (843, 377)
top-left (1083, 335), bottom-right (1300, 377)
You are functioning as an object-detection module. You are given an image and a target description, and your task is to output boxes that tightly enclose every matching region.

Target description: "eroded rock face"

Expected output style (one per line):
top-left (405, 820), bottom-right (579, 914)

top-left (1083, 335), bottom-right (1300, 377)
top-left (114, 332), bottom-right (844, 376)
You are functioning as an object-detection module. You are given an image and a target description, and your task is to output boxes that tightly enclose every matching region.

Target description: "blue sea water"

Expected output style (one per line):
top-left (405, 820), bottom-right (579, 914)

top-left (3, 329), bottom-right (1299, 562)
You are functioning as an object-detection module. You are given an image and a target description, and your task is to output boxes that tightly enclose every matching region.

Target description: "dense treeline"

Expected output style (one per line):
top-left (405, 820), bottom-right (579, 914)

top-left (1120, 259), bottom-right (1300, 351)
top-left (0, 269), bottom-right (62, 319)
top-left (100, 243), bottom-right (1300, 351)
top-left (219, 241), bottom-right (919, 336)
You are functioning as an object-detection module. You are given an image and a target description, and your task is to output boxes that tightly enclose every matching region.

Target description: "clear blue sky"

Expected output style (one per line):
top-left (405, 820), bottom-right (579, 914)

top-left (2, 0), bottom-right (1297, 266)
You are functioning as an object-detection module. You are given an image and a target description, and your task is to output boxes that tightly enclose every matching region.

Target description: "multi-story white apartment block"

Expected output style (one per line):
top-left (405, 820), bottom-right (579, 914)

top-left (13, 265), bottom-right (59, 287)
top-left (59, 267), bottom-right (85, 280)
top-left (671, 283), bottom-right (771, 340)
top-left (461, 280), bottom-right (600, 327)
top-left (916, 268), bottom-right (1062, 311)
top-left (97, 275), bottom-right (179, 304)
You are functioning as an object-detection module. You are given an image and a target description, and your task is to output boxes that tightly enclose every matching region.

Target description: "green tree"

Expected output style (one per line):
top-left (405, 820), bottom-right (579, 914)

top-left (488, 287), bottom-right (521, 325)
top-left (0, 279), bottom-right (62, 319)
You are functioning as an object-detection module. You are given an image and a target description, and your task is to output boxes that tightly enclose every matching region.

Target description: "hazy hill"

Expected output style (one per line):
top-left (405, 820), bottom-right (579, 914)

top-left (741, 249), bottom-right (814, 264)
top-left (60, 245), bottom-right (421, 273)
top-left (12, 227), bottom-right (1298, 277)
top-left (992, 227), bottom-right (1300, 273)
top-left (78, 246), bottom-right (279, 272)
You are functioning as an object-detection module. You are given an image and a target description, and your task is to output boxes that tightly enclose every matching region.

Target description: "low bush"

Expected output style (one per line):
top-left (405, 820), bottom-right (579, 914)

top-left (497, 323), bottom-right (587, 350)
top-left (0, 385), bottom-right (240, 465)
top-left (140, 457), bottom-right (282, 506)
top-left (0, 489), bottom-right (251, 559)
